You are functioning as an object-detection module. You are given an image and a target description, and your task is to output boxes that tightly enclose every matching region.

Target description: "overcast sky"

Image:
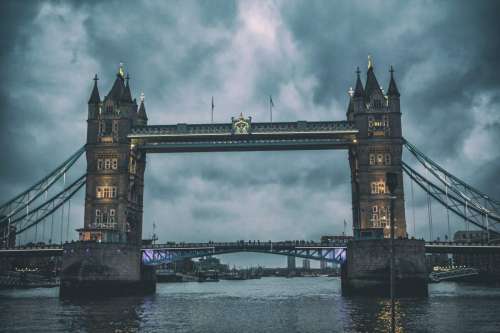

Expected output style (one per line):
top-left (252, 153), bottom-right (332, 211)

top-left (1, 0), bottom-right (499, 267)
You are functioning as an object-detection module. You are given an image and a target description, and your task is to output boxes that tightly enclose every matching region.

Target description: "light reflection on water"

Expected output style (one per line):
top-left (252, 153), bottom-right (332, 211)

top-left (1, 277), bottom-right (500, 332)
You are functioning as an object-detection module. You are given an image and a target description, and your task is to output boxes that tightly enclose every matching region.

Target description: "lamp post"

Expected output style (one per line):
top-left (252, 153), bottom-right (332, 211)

top-left (386, 172), bottom-right (398, 333)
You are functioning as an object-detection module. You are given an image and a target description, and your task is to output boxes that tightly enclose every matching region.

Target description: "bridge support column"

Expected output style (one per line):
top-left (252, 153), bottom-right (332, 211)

top-left (341, 239), bottom-right (427, 297)
top-left (60, 242), bottom-right (155, 297)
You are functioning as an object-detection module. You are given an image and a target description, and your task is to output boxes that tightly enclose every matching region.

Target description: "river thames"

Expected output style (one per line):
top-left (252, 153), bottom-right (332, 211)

top-left (1, 277), bottom-right (500, 332)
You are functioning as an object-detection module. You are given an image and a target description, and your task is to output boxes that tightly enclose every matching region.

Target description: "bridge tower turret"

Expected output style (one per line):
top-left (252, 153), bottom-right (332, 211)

top-left (80, 64), bottom-right (146, 245)
top-left (348, 57), bottom-right (406, 238)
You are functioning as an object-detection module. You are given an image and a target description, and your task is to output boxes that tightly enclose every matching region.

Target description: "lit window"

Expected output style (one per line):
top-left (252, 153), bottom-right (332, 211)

top-left (371, 182), bottom-right (386, 194)
top-left (97, 159), bottom-right (103, 170)
top-left (377, 154), bottom-right (384, 164)
top-left (104, 159), bottom-right (111, 170)
top-left (385, 153), bottom-right (391, 165)
top-left (112, 158), bottom-right (118, 170)
top-left (369, 154), bottom-right (375, 165)
top-left (96, 186), bottom-right (117, 199)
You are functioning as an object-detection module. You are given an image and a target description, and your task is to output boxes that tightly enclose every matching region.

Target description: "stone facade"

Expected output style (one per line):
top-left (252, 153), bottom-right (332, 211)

top-left (342, 239), bottom-right (428, 296)
top-left (347, 63), bottom-right (407, 238)
top-left (82, 68), bottom-right (147, 245)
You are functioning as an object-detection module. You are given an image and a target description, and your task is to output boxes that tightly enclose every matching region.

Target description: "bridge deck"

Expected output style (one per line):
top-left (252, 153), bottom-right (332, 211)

top-left (128, 121), bottom-right (358, 153)
top-left (3, 241), bottom-right (500, 258)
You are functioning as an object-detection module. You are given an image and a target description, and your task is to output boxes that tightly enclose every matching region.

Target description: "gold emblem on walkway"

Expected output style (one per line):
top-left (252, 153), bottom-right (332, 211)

top-left (232, 113), bottom-right (251, 135)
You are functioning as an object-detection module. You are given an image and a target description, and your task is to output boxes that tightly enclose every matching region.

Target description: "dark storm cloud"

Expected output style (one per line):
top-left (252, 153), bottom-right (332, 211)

top-left (1, 0), bottom-right (499, 249)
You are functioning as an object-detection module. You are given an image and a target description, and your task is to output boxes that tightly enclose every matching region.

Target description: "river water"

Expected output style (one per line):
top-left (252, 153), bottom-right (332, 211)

top-left (1, 277), bottom-right (500, 332)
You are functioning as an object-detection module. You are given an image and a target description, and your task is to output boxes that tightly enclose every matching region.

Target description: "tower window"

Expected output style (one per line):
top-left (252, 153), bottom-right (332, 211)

top-left (113, 120), bottom-right (119, 136)
top-left (112, 158), bottom-right (118, 170)
top-left (377, 154), bottom-right (384, 164)
top-left (385, 153), bottom-right (391, 165)
top-left (95, 209), bottom-right (102, 223)
top-left (96, 186), bottom-right (117, 199)
top-left (371, 181), bottom-right (386, 194)
top-left (98, 121), bottom-right (105, 135)
top-left (97, 159), bottom-right (103, 170)
top-left (104, 159), bottom-right (111, 170)
top-left (369, 154), bottom-right (375, 165)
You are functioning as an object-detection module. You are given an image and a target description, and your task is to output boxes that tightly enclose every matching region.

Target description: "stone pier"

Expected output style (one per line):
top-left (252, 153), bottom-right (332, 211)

top-left (60, 242), bottom-right (155, 297)
top-left (341, 239), bottom-right (428, 296)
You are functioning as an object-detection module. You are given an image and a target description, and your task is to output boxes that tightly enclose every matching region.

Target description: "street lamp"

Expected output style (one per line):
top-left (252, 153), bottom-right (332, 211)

top-left (386, 172), bottom-right (398, 333)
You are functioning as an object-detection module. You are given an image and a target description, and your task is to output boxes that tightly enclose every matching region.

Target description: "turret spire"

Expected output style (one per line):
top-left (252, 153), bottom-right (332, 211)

top-left (365, 55), bottom-right (383, 97)
top-left (123, 73), bottom-right (132, 102)
top-left (353, 67), bottom-right (364, 98)
top-left (387, 66), bottom-right (400, 97)
top-left (88, 74), bottom-right (101, 104)
top-left (137, 92), bottom-right (148, 123)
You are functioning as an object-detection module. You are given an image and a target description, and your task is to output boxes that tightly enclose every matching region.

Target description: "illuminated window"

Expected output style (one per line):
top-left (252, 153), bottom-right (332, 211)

top-left (369, 154), bottom-right (375, 165)
top-left (385, 153), bottom-right (391, 165)
top-left (112, 158), bottom-right (118, 170)
top-left (371, 182), bottom-right (386, 194)
top-left (377, 154), bottom-right (384, 164)
top-left (97, 159), bottom-right (103, 170)
top-left (104, 159), bottom-right (111, 170)
top-left (96, 186), bottom-right (117, 199)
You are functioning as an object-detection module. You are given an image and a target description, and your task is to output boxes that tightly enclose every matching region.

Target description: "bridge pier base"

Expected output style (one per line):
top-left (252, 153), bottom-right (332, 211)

top-left (60, 242), bottom-right (156, 298)
top-left (341, 239), bottom-right (428, 297)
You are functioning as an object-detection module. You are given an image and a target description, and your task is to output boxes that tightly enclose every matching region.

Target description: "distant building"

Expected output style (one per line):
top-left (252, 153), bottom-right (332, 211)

top-left (195, 256), bottom-right (228, 273)
top-left (453, 230), bottom-right (500, 272)
top-left (453, 231), bottom-right (488, 243)
top-left (0, 217), bottom-right (16, 248)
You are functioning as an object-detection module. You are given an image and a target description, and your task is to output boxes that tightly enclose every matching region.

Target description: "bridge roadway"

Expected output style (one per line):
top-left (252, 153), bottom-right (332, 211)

top-left (2, 241), bottom-right (500, 261)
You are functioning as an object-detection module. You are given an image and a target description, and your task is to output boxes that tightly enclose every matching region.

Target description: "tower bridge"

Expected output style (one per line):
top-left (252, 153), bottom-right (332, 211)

top-left (1, 58), bottom-right (499, 296)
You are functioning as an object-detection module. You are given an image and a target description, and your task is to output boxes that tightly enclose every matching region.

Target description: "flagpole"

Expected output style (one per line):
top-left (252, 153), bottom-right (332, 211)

top-left (269, 95), bottom-right (273, 122)
top-left (211, 96), bottom-right (214, 123)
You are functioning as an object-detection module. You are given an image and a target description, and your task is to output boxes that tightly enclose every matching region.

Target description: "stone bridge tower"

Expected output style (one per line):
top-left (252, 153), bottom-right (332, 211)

top-left (347, 57), bottom-right (406, 238)
top-left (81, 65), bottom-right (148, 245)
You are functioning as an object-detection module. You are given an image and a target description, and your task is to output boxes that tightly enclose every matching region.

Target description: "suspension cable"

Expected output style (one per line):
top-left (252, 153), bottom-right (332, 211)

top-left (410, 177), bottom-right (416, 236)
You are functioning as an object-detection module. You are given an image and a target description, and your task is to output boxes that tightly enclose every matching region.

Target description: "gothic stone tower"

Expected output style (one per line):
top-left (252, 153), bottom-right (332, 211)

top-left (347, 58), bottom-right (406, 238)
top-left (80, 65), bottom-right (148, 245)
